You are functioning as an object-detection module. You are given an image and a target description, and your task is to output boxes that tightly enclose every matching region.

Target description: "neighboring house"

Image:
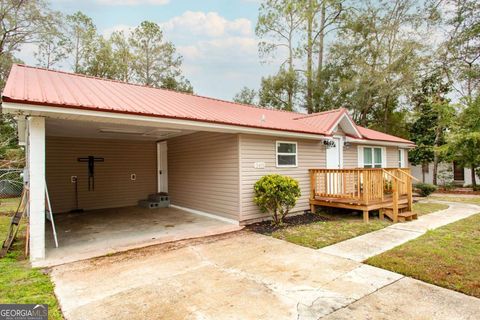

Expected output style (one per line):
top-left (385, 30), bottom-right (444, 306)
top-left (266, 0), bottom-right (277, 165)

top-left (411, 162), bottom-right (477, 187)
top-left (1, 65), bottom-right (414, 260)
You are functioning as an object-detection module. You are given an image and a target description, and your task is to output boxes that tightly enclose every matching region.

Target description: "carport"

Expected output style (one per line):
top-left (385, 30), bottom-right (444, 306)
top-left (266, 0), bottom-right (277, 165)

top-left (37, 117), bottom-right (241, 266)
top-left (2, 65), bottom-right (251, 262)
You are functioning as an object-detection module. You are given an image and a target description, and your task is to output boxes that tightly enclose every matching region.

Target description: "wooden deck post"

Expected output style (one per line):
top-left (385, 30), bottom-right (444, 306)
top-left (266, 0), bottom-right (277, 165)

top-left (363, 210), bottom-right (369, 223)
top-left (309, 170), bottom-right (316, 213)
top-left (407, 175), bottom-right (413, 211)
top-left (392, 179), bottom-right (399, 223)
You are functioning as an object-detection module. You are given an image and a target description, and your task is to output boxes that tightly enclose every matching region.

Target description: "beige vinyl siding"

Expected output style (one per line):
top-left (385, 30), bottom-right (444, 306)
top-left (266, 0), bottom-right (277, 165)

top-left (168, 132), bottom-right (239, 220)
top-left (386, 146), bottom-right (400, 167)
top-left (239, 134), bottom-right (325, 222)
top-left (343, 144), bottom-right (358, 168)
top-left (46, 136), bottom-right (156, 213)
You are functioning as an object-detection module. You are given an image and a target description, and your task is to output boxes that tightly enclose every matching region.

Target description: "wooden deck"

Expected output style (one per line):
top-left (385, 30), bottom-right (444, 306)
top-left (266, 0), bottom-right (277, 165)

top-left (309, 168), bottom-right (417, 222)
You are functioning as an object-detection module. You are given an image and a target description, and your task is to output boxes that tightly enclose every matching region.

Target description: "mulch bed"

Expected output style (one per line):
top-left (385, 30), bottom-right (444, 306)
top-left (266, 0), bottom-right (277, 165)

top-left (246, 213), bottom-right (330, 235)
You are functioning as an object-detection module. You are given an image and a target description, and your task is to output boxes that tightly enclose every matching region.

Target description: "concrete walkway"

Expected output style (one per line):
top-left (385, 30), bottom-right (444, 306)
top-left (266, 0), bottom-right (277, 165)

top-left (319, 200), bottom-right (480, 262)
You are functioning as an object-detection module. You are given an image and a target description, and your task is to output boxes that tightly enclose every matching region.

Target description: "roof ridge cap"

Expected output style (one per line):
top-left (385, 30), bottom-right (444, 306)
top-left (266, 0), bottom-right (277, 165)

top-left (293, 108), bottom-right (345, 120)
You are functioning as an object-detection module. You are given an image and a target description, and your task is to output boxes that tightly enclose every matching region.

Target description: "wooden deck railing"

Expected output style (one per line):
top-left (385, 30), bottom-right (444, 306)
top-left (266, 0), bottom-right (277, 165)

top-left (309, 168), bottom-right (415, 221)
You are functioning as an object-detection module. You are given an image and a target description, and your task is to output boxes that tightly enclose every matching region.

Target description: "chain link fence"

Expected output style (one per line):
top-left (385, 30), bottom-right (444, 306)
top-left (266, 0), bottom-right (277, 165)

top-left (0, 168), bottom-right (24, 214)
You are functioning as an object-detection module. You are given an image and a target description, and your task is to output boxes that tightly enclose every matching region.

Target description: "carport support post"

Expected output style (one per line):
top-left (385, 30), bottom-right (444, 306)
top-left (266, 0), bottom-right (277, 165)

top-left (28, 116), bottom-right (46, 261)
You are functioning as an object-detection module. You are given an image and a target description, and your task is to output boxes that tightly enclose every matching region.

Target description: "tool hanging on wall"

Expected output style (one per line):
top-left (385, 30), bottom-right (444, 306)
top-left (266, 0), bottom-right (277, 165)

top-left (77, 156), bottom-right (104, 191)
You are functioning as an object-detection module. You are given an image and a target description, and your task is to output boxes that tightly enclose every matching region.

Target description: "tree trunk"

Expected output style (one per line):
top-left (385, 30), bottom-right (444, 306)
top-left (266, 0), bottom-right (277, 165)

top-left (422, 163), bottom-right (426, 183)
top-left (432, 126), bottom-right (443, 185)
top-left (472, 165), bottom-right (477, 187)
top-left (433, 155), bottom-right (439, 185)
top-left (306, 0), bottom-right (314, 114)
top-left (317, 1), bottom-right (326, 84)
top-left (384, 95), bottom-right (390, 132)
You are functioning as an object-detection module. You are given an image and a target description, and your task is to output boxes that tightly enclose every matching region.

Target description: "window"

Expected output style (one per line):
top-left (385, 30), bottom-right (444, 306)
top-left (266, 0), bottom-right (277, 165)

top-left (363, 147), bottom-right (383, 168)
top-left (398, 149), bottom-right (405, 168)
top-left (276, 141), bottom-right (297, 167)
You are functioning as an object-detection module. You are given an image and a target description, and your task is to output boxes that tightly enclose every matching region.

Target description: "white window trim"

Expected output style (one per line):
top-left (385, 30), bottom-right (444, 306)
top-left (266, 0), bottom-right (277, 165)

top-left (357, 146), bottom-right (387, 168)
top-left (276, 141), bottom-right (298, 168)
top-left (398, 149), bottom-right (406, 168)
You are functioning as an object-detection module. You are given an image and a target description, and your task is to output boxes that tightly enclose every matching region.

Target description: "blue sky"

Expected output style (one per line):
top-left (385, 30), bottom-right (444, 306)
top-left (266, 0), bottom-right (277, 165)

top-left (23, 0), bottom-right (278, 100)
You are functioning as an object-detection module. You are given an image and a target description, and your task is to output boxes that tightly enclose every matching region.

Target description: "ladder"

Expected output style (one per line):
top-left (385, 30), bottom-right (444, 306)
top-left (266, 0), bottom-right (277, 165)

top-left (0, 188), bottom-right (29, 258)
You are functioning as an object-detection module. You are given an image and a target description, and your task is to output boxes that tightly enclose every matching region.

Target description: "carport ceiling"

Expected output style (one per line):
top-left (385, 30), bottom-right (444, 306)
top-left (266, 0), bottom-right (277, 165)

top-left (46, 118), bottom-right (195, 141)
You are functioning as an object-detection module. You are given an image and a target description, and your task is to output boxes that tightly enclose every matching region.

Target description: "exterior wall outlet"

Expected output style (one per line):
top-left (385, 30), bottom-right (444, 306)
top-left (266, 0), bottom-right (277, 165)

top-left (131, 173), bottom-right (136, 181)
top-left (71, 176), bottom-right (77, 183)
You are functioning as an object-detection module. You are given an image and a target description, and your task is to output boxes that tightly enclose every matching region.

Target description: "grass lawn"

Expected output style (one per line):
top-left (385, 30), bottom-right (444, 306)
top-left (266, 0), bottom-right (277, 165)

top-left (272, 202), bottom-right (448, 249)
top-left (413, 202), bottom-right (449, 216)
top-left (0, 215), bottom-right (63, 319)
top-left (366, 213), bottom-right (480, 298)
top-left (0, 197), bottom-right (21, 214)
top-left (429, 195), bottom-right (480, 206)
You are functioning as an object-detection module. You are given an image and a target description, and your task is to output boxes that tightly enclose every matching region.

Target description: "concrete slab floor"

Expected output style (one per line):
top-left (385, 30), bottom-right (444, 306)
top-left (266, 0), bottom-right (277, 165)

top-left (50, 231), bottom-right (480, 320)
top-left (36, 206), bottom-right (242, 267)
top-left (319, 201), bottom-right (480, 262)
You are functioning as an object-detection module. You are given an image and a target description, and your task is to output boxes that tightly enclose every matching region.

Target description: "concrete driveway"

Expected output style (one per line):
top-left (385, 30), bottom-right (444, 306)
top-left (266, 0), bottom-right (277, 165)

top-left (51, 231), bottom-right (480, 320)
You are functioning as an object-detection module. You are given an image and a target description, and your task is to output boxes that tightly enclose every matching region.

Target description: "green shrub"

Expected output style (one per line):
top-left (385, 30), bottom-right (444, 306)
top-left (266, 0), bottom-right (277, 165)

top-left (253, 174), bottom-right (301, 225)
top-left (415, 183), bottom-right (437, 197)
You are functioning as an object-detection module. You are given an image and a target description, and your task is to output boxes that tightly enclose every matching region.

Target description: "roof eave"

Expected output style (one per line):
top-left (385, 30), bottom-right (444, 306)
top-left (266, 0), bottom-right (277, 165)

top-left (345, 136), bottom-right (415, 148)
top-left (2, 100), bottom-right (328, 140)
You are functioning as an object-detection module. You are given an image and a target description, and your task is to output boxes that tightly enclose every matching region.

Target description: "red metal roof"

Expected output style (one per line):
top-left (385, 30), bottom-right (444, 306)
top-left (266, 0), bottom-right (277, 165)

top-left (2, 64), bottom-right (413, 144)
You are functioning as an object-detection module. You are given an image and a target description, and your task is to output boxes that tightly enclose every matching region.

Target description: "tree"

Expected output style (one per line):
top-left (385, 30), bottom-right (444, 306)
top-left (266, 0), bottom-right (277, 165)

top-left (256, 0), bottom-right (304, 109)
top-left (408, 72), bottom-right (451, 182)
top-left (233, 87), bottom-right (257, 105)
top-left (0, 0), bottom-right (56, 85)
top-left (303, 0), bottom-right (344, 113)
top-left (35, 20), bottom-right (68, 69)
top-left (441, 131), bottom-right (480, 187)
top-left (258, 68), bottom-right (299, 111)
top-left (441, 95), bottom-right (480, 187)
top-left (321, 0), bottom-right (424, 132)
top-left (65, 11), bottom-right (97, 73)
top-left (110, 30), bottom-right (133, 82)
top-left (440, 0), bottom-right (480, 103)
top-left (82, 36), bottom-right (117, 78)
top-left (129, 21), bottom-right (191, 92)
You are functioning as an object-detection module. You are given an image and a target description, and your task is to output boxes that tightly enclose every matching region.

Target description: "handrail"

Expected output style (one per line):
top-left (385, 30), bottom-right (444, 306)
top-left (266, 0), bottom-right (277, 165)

top-left (397, 168), bottom-right (420, 182)
top-left (381, 169), bottom-right (402, 181)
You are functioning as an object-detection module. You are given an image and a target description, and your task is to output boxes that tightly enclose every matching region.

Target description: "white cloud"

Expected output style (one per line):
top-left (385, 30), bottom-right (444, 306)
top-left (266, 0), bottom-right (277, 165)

top-left (156, 11), bottom-right (268, 99)
top-left (161, 11), bottom-right (252, 38)
top-left (101, 24), bottom-right (134, 37)
top-left (96, 0), bottom-right (169, 5)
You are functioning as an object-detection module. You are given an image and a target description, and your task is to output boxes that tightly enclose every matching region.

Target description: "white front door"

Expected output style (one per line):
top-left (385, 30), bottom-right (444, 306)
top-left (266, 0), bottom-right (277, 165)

top-left (157, 141), bottom-right (168, 193)
top-left (326, 137), bottom-right (342, 169)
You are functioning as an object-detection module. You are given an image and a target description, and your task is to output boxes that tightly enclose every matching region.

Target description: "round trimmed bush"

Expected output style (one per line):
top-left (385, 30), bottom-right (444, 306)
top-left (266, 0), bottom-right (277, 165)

top-left (415, 183), bottom-right (437, 197)
top-left (253, 174), bottom-right (301, 225)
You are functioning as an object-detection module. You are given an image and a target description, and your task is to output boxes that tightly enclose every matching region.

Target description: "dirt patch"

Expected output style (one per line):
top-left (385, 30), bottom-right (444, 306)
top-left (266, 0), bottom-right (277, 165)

top-left (246, 213), bottom-right (330, 235)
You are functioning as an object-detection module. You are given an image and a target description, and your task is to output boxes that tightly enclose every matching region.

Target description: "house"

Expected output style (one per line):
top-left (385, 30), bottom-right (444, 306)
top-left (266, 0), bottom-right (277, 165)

top-left (411, 162), bottom-right (477, 187)
top-left (2, 64), bottom-right (415, 262)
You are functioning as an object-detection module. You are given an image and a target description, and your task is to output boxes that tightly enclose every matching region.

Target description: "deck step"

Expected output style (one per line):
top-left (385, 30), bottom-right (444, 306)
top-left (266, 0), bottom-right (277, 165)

top-left (384, 203), bottom-right (409, 210)
top-left (397, 211), bottom-right (418, 222)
